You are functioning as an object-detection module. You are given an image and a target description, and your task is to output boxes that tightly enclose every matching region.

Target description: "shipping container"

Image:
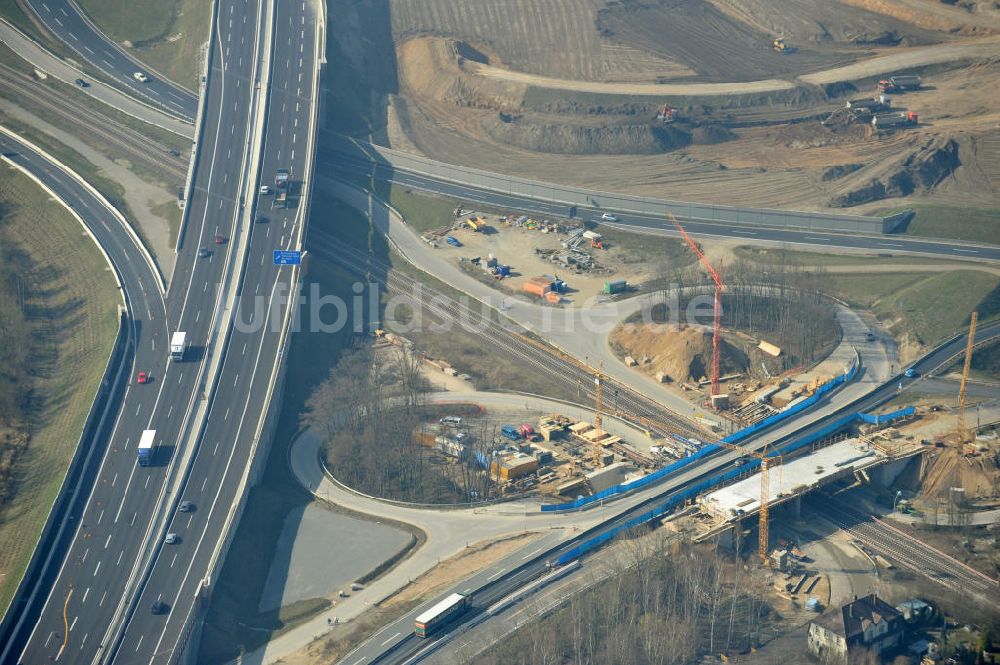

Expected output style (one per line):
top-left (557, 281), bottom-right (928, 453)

top-left (603, 279), bottom-right (627, 295)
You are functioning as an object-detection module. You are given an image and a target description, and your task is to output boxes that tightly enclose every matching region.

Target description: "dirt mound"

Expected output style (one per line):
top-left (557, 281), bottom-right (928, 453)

top-left (610, 323), bottom-right (744, 383)
top-left (481, 116), bottom-right (691, 154)
top-left (918, 445), bottom-right (1000, 502)
top-left (830, 138), bottom-right (959, 206)
top-left (821, 163), bottom-right (864, 181)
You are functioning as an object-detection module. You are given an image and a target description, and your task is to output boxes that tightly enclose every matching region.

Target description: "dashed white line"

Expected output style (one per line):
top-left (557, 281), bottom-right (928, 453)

top-left (104, 534), bottom-right (111, 549)
top-left (99, 591), bottom-right (107, 606)
top-left (93, 561), bottom-right (101, 577)
top-left (81, 587), bottom-right (90, 605)
top-left (487, 567), bottom-right (506, 581)
top-left (953, 248), bottom-right (979, 253)
top-left (380, 632), bottom-right (401, 646)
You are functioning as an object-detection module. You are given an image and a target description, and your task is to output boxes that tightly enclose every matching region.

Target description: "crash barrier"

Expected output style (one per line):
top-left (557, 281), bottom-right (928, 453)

top-left (858, 406), bottom-right (915, 426)
top-left (541, 356), bottom-right (860, 513)
top-left (552, 407), bottom-right (895, 565)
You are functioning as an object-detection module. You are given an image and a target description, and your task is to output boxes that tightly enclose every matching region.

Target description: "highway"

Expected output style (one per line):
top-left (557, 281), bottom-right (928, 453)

top-left (7, 0), bottom-right (273, 660)
top-left (321, 151), bottom-right (1000, 263)
top-left (21, 0), bottom-right (198, 120)
top-left (0, 128), bottom-right (166, 664)
top-left (112, 0), bottom-right (320, 659)
top-left (341, 318), bottom-right (1000, 664)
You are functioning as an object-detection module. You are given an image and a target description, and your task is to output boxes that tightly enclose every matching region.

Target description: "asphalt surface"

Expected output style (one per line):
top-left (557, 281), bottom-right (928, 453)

top-left (320, 152), bottom-right (1000, 263)
top-left (21, 0), bottom-right (198, 120)
top-left (342, 319), bottom-right (1000, 665)
top-left (0, 130), bottom-right (166, 665)
top-left (9, 0), bottom-right (274, 660)
top-left (112, 0), bottom-right (320, 661)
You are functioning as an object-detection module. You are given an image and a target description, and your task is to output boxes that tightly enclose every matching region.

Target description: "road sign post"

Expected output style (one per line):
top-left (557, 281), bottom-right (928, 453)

top-left (273, 250), bottom-right (302, 265)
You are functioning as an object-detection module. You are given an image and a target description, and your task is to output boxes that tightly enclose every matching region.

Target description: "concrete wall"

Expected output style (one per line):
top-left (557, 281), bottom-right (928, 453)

top-left (325, 133), bottom-right (897, 235)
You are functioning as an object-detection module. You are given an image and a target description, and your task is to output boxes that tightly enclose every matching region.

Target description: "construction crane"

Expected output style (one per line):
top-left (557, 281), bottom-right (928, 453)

top-left (594, 366), bottom-right (605, 467)
top-left (669, 213), bottom-right (725, 398)
top-left (713, 439), bottom-right (781, 566)
top-left (958, 311), bottom-right (979, 444)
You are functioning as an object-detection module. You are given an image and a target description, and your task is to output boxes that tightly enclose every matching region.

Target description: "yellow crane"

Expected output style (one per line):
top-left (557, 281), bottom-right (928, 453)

top-left (958, 311), bottom-right (978, 444)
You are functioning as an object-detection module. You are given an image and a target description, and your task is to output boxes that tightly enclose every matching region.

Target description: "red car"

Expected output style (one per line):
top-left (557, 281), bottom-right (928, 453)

top-left (214, 233), bottom-right (225, 245)
top-left (137, 371), bottom-right (149, 384)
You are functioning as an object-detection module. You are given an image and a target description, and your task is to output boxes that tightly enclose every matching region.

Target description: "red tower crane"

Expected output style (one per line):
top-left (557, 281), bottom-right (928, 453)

top-left (669, 213), bottom-right (725, 397)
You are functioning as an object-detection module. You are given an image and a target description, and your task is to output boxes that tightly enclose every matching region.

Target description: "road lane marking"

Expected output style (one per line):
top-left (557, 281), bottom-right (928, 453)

top-left (805, 236), bottom-right (828, 241)
top-left (81, 548), bottom-right (88, 564)
top-left (171, 553), bottom-right (177, 568)
top-left (135, 635), bottom-right (143, 652)
top-left (877, 242), bottom-right (903, 247)
top-left (953, 248), bottom-right (979, 253)
top-left (381, 632), bottom-right (401, 646)
top-left (97, 509), bottom-right (104, 524)
top-left (487, 567), bottom-right (506, 581)
top-left (80, 633), bottom-right (87, 647)
top-left (93, 561), bottom-right (101, 577)
top-left (45, 632), bottom-right (53, 647)
top-left (201, 477), bottom-right (207, 491)
top-left (522, 547), bottom-right (544, 559)
top-left (117, 549), bottom-right (124, 565)
top-left (104, 534), bottom-right (111, 549)
top-left (99, 591), bottom-right (106, 606)
top-left (81, 587), bottom-right (90, 605)
top-left (214, 441), bottom-right (220, 455)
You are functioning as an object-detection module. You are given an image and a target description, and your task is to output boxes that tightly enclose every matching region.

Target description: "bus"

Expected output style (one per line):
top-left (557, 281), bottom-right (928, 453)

top-left (414, 593), bottom-right (467, 638)
top-left (137, 429), bottom-right (156, 466)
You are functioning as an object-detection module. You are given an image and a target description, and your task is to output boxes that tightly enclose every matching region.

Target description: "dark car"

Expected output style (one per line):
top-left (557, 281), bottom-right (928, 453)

top-left (178, 501), bottom-right (195, 512)
top-left (904, 368), bottom-right (919, 378)
top-left (75, 78), bottom-right (89, 88)
top-left (198, 248), bottom-right (211, 258)
top-left (256, 216), bottom-right (268, 224)
top-left (151, 601), bottom-right (168, 615)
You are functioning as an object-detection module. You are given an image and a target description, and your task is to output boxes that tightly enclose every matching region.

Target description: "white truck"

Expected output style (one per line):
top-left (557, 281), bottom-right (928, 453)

top-left (138, 429), bottom-right (156, 466)
top-left (170, 331), bottom-right (187, 361)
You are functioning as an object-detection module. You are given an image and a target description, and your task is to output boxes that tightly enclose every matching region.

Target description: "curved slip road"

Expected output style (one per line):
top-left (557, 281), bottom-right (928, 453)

top-left (21, 0), bottom-right (198, 120)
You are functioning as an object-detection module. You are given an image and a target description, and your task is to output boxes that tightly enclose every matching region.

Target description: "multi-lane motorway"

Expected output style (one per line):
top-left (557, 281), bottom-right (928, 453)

top-left (22, 0), bottom-right (198, 120)
top-left (321, 148), bottom-right (1000, 263)
top-left (3, 0), bottom-right (318, 662)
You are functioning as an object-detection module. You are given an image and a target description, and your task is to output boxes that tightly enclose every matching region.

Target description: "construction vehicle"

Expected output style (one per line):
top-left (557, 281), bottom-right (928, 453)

top-left (877, 75), bottom-right (921, 93)
top-left (872, 111), bottom-right (918, 131)
top-left (464, 217), bottom-right (483, 232)
top-left (656, 104), bottom-right (677, 123)
top-left (669, 213), bottom-right (725, 397)
top-left (772, 37), bottom-right (790, 53)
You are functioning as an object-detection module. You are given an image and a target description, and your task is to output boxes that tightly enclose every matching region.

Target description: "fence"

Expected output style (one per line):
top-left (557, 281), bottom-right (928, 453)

top-left (324, 133), bottom-right (900, 234)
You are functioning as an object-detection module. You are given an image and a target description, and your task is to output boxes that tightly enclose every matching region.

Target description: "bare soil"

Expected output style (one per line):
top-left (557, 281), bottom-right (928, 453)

top-left (609, 323), bottom-right (745, 385)
top-left (346, 0), bottom-right (1000, 217)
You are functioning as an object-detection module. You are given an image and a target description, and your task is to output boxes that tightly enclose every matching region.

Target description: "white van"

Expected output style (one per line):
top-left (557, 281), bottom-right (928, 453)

top-left (439, 416), bottom-right (462, 427)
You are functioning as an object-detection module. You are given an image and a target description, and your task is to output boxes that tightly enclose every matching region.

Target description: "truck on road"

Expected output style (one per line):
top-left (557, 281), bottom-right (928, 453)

top-left (138, 429), bottom-right (156, 466)
top-left (414, 593), bottom-right (468, 638)
top-left (170, 331), bottom-right (187, 361)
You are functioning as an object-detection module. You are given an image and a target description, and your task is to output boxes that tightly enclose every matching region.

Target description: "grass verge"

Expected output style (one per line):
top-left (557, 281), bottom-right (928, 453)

top-left (74, 0), bottom-right (209, 90)
top-left (882, 204), bottom-right (1000, 245)
top-left (733, 245), bottom-right (969, 268)
top-left (0, 164), bottom-right (119, 619)
top-left (826, 271), bottom-right (998, 346)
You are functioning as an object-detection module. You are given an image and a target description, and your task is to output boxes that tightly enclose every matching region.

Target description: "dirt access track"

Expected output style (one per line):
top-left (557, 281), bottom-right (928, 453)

top-left (466, 36), bottom-right (1000, 96)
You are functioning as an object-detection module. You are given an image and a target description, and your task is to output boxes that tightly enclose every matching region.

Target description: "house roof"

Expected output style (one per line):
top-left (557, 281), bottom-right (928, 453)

top-left (842, 594), bottom-right (902, 640)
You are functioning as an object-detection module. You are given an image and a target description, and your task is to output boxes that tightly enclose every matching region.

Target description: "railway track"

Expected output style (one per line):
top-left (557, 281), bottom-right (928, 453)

top-left (808, 494), bottom-right (998, 599)
top-left (0, 63), bottom-right (188, 181)
top-left (307, 226), bottom-right (704, 447)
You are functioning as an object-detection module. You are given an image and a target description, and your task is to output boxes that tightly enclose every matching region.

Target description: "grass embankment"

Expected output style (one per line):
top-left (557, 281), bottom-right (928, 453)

top-left (75, 0), bottom-right (210, 90)
top-left (0, 164), bottom-right (119, 619)
top-left (883, 204), bottom-right (1000, 245)
top-left (826, 271), bottom-right (998, 346)
top-left (733, 245), bottom-right (968, 268)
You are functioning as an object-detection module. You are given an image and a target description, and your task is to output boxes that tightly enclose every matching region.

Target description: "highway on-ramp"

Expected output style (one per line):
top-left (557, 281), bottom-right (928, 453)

top-left (0, 128), bottom-right (166, 664)
top-left (21, 0), bottom-right (198, 120)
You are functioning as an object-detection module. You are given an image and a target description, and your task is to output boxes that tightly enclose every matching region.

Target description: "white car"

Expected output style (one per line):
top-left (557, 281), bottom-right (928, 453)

top-left (133, 71), bottom-right (149, 83)
top-left (165, 533), bottom-right (179, 544)
top-left (259, 185), bottom-right (271, 195)
top-left (600, 212), bottom-right (618, 222)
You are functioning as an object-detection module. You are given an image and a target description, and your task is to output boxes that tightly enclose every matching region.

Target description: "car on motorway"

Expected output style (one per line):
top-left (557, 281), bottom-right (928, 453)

top-left (178, 501), bottom-right (195, 512)
top-left (600, 212), bottom-right (618, 222)
top-left (151, 601), bottom-right (168, 615)
top-left (260, 185), bottom-right (271, 195)
top-left (136, 371), bottom-right (149, 384)
top-left (132, 71), bottom-right (149, 83)
top-left (214, 233), bottom-right (225, 245)
top-left (165, 533), bottom-right (180, 544)
top-left (198, 247), bottom-right (211, 258)
top-left (904, 368), bottom-right (919, 378)
top-left (256, 216), bottom-right (268, 224)
top-left (74, 78), bottom-right (89, 88)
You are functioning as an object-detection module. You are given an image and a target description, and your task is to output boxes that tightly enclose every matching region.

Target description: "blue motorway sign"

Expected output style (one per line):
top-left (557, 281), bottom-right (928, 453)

top-left (273, 250), bottom-right (302, 266)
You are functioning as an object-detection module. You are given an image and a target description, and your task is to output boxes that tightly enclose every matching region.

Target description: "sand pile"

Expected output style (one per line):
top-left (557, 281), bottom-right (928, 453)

top-left (610, 323), bottom-right (743, 383)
